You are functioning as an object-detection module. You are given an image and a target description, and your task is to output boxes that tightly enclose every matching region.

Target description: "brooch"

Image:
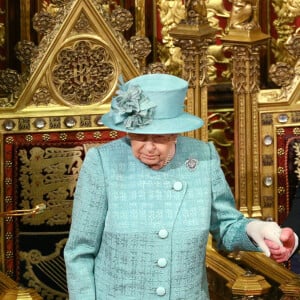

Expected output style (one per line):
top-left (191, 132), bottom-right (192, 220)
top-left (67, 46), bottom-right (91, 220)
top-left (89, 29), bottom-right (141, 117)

top-left (185, 158), bottom-right (198, 171)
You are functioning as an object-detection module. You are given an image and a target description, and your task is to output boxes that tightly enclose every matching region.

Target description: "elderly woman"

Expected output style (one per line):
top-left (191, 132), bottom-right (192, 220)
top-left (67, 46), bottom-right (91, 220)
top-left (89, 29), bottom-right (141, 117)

top-left (64, 74), bottom-right (291, 300)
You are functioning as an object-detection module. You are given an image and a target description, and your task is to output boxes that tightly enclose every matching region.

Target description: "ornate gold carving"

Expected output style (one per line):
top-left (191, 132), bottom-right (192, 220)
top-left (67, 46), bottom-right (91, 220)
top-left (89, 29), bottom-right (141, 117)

top-left (285, 27), bottom-right (300, 58)
top-left (222, 36), bottom-right (267, 216)
top-left (32, 87), bottom-right (52, 106)
top-left (176, 39), bottom-right (212, 88)
top-left (168, 1), bottom-right (216, 140)
top-left (51, 40), bottom-right (116, 105)
top-left (157, 0), bottom-right (186, 74)
top-left (0, 69), bottom-right (22, 105)
top-left (231, 45), bottom-right (261, 94)
top-left (18, 118), bottom-right (31, 130)
top-left (159, 0), bottom-right (230, 80)
top-left (228, 0), bottom-right (260, 31)
top-left (110, 6), bottom-right (133, 32)
top-left (269, 62), bottom-right (295, 99)
top-left (147, 62), bottom-right (167, 74)
top-left (262, 196), bottom-right (273, 208)
top-left (208, 110), bottom-right (234, 188)
top-left (1, 0), bottom-right (141, 112)
top-left (184, 0), bottom-right (208, 25)
top-left (74, 13), bottom-right (93, 33)
top-left (18, 146), bottom-right (82, 226)
top-left (33, 10), bottom-right (56, 35)
top-left (30, 1), bottom-right (75, 75)
top-left (129, 36), bottom-right (152, 72)
top-left (272, 0), bottom-right (300, 64)
top-left (262, 154), bottom-right (273, 166)
top-left (206, 0), bottom-right (230, 18)
top-left (20, 238), bottom-right (67, 299)
top-left (15, 40), bottom-right (38, 71)
top-left (261, 113), bottom-right (273, 125)
top-left (206, 242), bottom-right (272, 298)
top-left (292, 111), bottom-right (300, 122)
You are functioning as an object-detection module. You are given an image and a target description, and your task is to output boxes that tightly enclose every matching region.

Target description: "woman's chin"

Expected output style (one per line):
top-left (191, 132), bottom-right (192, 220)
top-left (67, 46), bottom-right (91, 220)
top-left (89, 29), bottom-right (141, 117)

top-left (141, 159), bottom-right (162, 169)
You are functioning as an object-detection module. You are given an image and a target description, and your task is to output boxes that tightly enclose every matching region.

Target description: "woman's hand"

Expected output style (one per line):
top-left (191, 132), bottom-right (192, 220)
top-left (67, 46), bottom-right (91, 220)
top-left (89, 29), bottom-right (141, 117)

top-left (246, 220), bottom-right (282, 257)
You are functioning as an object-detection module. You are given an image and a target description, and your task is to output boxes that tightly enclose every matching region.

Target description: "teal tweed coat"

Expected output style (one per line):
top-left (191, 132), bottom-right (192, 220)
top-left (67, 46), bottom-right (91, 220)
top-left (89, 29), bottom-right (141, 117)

top-left (64, 136), bottom-right (259, 300)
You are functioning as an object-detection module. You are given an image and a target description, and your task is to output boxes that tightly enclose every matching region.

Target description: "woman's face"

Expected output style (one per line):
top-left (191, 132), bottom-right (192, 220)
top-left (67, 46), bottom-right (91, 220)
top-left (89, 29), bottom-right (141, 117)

top-left (128, 133), bottom-right (178, 170)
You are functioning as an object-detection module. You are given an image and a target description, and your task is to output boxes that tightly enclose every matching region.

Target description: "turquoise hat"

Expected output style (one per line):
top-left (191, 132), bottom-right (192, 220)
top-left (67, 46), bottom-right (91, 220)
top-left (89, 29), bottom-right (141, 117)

top-left (101, 74), bottom-right (204, 134)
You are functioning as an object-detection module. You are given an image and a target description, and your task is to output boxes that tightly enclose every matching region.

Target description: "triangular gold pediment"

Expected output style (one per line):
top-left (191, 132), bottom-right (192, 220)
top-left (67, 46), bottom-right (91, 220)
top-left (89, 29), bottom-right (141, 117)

top-left (11, 0), bottom-right (139, 114)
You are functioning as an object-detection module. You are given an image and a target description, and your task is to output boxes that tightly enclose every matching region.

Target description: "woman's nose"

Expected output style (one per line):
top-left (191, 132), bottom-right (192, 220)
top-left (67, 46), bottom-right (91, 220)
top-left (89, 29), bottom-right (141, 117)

top-left (143, 140), bottom-right (155, 151)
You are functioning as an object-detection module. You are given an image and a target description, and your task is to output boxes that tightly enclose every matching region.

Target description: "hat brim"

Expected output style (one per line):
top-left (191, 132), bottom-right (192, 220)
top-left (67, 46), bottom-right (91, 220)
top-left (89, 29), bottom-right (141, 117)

top-left (101, 112), bottom-right (204, 134)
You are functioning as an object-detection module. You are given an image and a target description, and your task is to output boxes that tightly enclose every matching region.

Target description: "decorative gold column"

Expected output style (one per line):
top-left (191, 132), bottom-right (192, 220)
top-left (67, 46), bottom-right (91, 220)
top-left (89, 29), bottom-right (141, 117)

top-left (222, 0), bottom-right (269, 217)
top-left (169, 1), bottom-right (216, 141)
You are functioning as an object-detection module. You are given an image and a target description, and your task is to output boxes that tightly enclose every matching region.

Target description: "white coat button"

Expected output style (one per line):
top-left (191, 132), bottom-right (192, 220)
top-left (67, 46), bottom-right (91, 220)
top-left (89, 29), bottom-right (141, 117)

top-left (157, 258), bottom-right (167, 268)
top-left (156, 286), bottom-right (166, 296)
top-left (158, 229), bottom-right (168, 239)
top-left (173, 181), bottom-right (183, 191)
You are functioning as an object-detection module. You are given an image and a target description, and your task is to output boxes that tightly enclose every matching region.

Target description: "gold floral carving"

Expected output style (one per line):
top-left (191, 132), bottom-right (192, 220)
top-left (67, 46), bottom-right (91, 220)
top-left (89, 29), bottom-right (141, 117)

top-left (129, 36), bottom-right (152, 73)
top-left (51, 39), bottom-right (116, 105)
top-left (32, 88), bottom-right (52, 106)
top-left (110, 6), bottom-right (133, 32)
top-left (15, 40), bottom-right (38, 73)
top-left (0, 69), bottom-right (22, 106)
top-left (269, 62), bottom-right (295, 100)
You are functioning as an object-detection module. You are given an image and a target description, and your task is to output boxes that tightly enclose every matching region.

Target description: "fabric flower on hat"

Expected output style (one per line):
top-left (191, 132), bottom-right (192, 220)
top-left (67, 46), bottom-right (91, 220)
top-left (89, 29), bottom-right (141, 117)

top-left (110, 76), bottom-right (156, 129)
